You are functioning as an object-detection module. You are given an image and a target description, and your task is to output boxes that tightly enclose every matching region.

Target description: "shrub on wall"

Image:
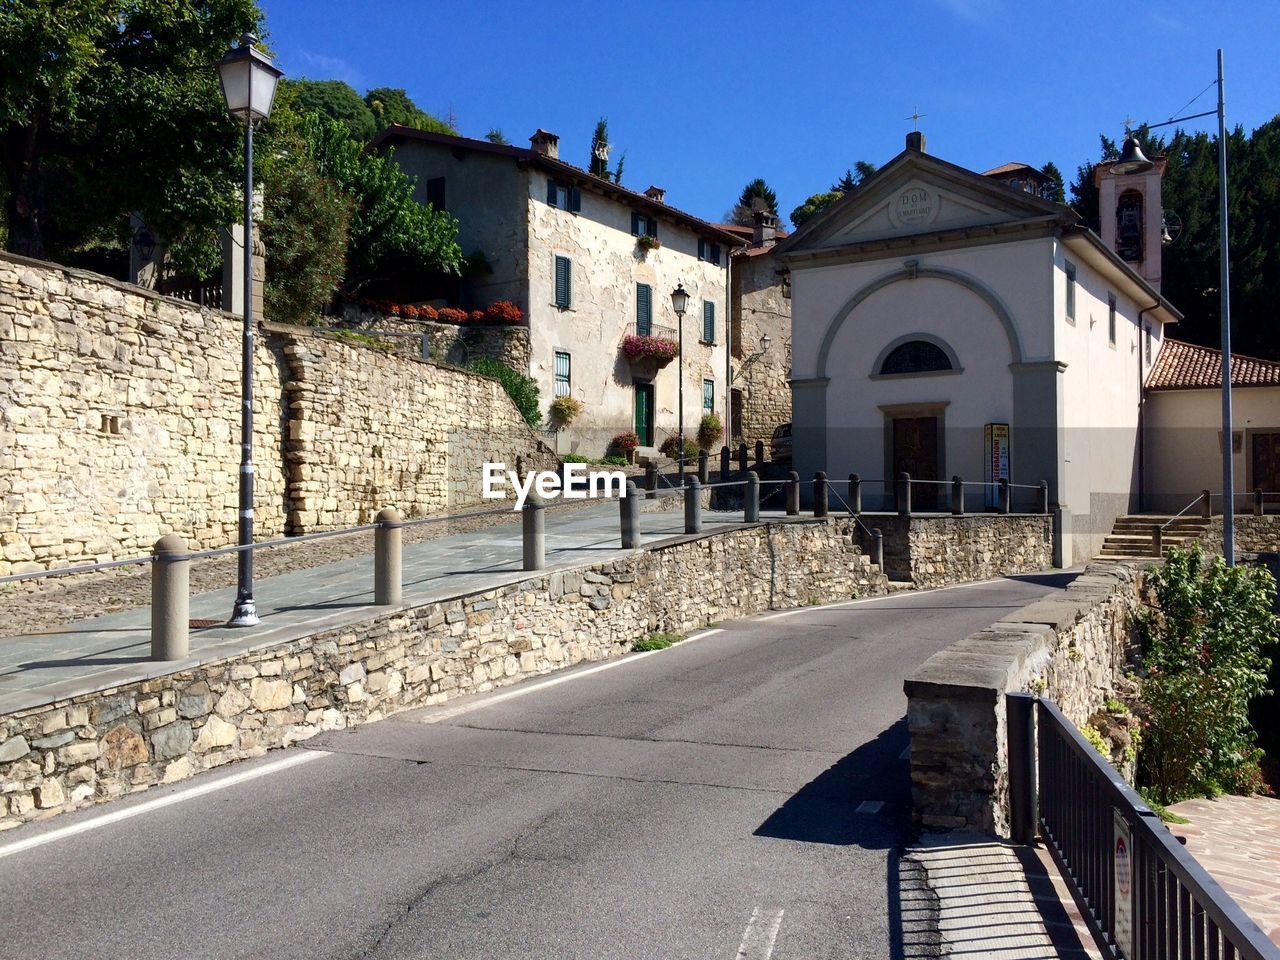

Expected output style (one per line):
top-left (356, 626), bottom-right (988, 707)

top-left (549, 395), bottom-right (583, 427)
top-left (621, 334), bottom-right (679, 365)
top-left (610, 432), bottom-right (639, 453)
top-left (466, 357), bottom-right (541, 428)
top-left (696, 414), bottom-right (723, 451)
top-left (485, 300), bottom-right (523, 324)
top-left (1135, 546), bottom-right (1277, 803)
top-left (659, 434), bottom-right (698, 461)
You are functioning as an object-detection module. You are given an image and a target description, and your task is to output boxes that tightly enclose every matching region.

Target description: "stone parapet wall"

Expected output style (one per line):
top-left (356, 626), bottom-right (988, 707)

top-left (0, 254), bottom-right (555, 573)
top-left (0, 518), bottom-right (886, 830)
top-left (1203, 515), bottom-right (1280, 555)
top-left (904, 562), bottom-right (1140, 836)
top-left (335, 304), bottom-right (531, 372)
top-left (854, 514), bottom-right (1054, 586)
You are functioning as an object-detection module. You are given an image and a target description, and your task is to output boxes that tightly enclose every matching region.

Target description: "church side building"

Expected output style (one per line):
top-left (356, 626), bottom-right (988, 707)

top-left (777, 132), bottom-right (1180, 565)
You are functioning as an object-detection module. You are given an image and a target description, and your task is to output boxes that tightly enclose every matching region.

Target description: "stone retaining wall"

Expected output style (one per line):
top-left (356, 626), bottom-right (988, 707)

top-left (854, 514), bottom-right (1055, 586)
top-left (1204, 515), bottom-right (1280, 555)
top-left (335, 304), bottom-right (531, 372)
top-left (0, 517), bottom-right (886, 830)
top-left (904, 561), bottom-right (1140, 836)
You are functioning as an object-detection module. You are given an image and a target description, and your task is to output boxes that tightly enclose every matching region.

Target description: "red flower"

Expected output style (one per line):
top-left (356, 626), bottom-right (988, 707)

top-left (484, 300), bottom-right (524, 324)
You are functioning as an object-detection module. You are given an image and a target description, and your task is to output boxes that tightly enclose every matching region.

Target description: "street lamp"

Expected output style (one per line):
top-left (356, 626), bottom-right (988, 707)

top-left (670, 283), bottom-right (689, 480)
top-left (217, 33), bottom-right (283, 625)
top-left (1119, 49), bottom-right (1235, 563)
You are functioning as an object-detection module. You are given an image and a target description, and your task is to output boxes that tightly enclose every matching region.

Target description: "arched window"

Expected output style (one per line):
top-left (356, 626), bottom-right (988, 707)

top-left (879, 339), bottom-right (954, 375)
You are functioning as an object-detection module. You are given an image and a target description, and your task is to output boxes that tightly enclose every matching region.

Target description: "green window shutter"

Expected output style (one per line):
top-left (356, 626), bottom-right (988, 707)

top-left (547, 180), bottom-right (558, 206)
top-left (650, 219), bottom-right (658, 240)
top-left (697, 239), bottom-right (706, 261)
top-left (636, 283), bottom-right (651, 333)
top-left (555, 256), bottom-right (571, 308)
top-left (631, 211), bottom-right (640, 236)
top-left (703, 301), bottom-right (715, 342)
top-left (711, 243), bottom-right (721, 265)
top-left (570, 187), bottom-right (581, 213)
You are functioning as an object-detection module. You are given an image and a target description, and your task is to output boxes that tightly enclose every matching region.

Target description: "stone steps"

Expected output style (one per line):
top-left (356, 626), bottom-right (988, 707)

top-left (1098, 514), bottom-right (1210, 559)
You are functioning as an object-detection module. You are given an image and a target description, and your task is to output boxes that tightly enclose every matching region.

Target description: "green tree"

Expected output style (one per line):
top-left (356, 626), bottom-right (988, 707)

top-left (484, 128), bottom-right (510, 145)
top-left (587, 117), bottom-right (625, 182)
top-left (0, 0), bottom-right (261, 266)
top-left (280, 78), bottom-right (376, 141)
top-left (790, 190), bottom-right (842, 228)
top-left (1039, 161), bottom-right (1066, 203)
top-left (364, 87), bottom-right (454, 135)
top-left (830, 161), bottom-right (877, 193)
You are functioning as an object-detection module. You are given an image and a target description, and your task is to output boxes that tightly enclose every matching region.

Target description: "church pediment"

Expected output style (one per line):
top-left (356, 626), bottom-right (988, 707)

top-left (777, 150), bottom-right (1074, 257)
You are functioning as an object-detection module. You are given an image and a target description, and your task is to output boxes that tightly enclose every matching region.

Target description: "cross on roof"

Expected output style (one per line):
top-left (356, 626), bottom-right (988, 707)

top-left (1123, 115), bottom-right (1137, 134)
top-left (905, 106), bottom-right (927, 131)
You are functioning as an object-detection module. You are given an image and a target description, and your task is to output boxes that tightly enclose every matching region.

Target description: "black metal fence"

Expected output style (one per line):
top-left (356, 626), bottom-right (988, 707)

top-left (1009, 693), bottom-right (1279, 960)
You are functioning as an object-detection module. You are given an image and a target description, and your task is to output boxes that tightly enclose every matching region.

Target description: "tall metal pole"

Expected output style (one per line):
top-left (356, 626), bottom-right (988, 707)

top-left (230, 101), bottom-right (259, 625)
top-left (677, 307), bottom-right (685, 481)
top-left (1217, 48), bottom-right (1235, 567)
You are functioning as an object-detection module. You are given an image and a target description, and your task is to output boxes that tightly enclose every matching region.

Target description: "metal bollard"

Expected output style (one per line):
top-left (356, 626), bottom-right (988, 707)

top-left (870, 528), bottom-right (884, 569)
top-left (786, 470), bottom-right (800, 515)
top-left (645, 461), bottom-right (657, 500)
top-left (1038, 481), bottom-right (1050, 515)
top-left (755, 439), bottom-right (765, 466)
top-left (720, 445), bottom-right (730, 482)
top-left (849, 474), bottom-right (861, 516)
top-left (621, 480), bottom-right (641, 548)
top-left (685, 477), bottom-right (702, 534)
top-left (374, 507), bottom-right (403, 605)
top-left (1201, 489), bottom-right (1212, 519)
top-left (738, 442), bottom-right (749, 473)
top-left (1006, 692), bottom-right (1038, 845)
top-left (522, 495), bottom-right (545, 571)
top-left (998, 477), bottom-right (1010, 514)
top-left (1255, 487), bottom-right (1265, 516)
top-left (897, 472), bottom-right (912, 517)
top-left (745, 470), bottom-right (760, 523)
top-left (698, 449), bottom-right (709, 484)
top-left (151, 534), bottom-right (190, 661)
top-left (813, 471), bottom-right (828, 518)
top-left (1153, 525), bottom-right (1164, 559)
top-left (951, 476), bottom-right (964, 516)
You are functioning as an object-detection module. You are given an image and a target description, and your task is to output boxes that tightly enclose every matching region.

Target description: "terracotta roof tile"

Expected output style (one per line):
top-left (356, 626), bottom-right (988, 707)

top-left (1146, 338), bottom-right (1280, 390)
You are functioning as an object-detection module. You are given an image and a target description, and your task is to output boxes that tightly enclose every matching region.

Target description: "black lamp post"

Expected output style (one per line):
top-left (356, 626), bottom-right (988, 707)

top-left (1118, 49), bottom-right (1234, 563)
top-left (670, 283), bottom-right (690, 480)
top-left (217, 33), bottom-right (283, 625)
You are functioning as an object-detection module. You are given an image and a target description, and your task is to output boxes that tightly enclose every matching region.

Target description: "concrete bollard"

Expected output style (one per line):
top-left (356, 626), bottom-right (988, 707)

top-left (998, 477), bottom-right (1010, 515)
top-left (813, 471), bottom-right (828, 518)
top-left (1038, 481), bottom-right (1050, 515)
top-left (1153, 525), bottom-right (1164, 559)
top-left (151, 534), bottom-right (190, 661)
top-left (720, 445), bottom-right (730, 482)
top-left (374, 507), bottom-right (403, 605)
top-left (685, 477), bottom-right (702, 534)
top-left (1201, 489), bottom-right (1212, 519)
top-left (738, 442), bottom-right (749, 473)
top-left (786, 470), bottom-right (800, 515)
top-left (870, 527), bottom-right (884, 569)
top-left (698, 449), bottom-right (709, 484)
top-left (644, 461), bottom-right (657, 500)
top-left (755, 439), bottom-right (765, 466)
top-left (849, 474), bottom-right (861, 515)
top-left (1255, 487), bottom-right (1265, 516)
top-left (621, 480), bottom-right (641, 548)
top-left (522, 495), bottom-right (545, 571)
top-left (897, 472), bottom-right (912, 517)
top-left (745, 471), bottom-right (760, 523)
top-left (951, 476), bottom-right (964, 516)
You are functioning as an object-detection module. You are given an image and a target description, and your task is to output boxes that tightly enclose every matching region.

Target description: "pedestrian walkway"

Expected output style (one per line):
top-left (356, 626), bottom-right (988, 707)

top-left (0, 500), bottom-right (781, 716)
top-left (1168, 794), bottom-right (1280, 946)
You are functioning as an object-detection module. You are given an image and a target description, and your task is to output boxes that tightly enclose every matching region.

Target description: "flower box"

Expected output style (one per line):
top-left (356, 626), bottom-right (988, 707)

top-left (622, 334), bottom-right (679, 367)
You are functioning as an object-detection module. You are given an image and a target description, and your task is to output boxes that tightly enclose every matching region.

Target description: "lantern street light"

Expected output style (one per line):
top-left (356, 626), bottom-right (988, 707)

top-left (1118, 49), bottom-right (1235, 563)
top-left (670, 283), bottom-right (690, 480)
top-left (217, 33), bottom-right (283, 626)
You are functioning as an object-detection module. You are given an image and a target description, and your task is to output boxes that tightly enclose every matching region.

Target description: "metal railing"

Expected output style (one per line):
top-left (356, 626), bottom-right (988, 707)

top-left (1008, 693), bottom-right (1279, 960)
top-left (623, 322), bottom-right (678, 341)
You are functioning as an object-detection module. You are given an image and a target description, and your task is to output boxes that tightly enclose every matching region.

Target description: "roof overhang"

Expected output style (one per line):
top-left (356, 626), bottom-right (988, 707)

top-left (1061, 226), bottom-right (1181, 324)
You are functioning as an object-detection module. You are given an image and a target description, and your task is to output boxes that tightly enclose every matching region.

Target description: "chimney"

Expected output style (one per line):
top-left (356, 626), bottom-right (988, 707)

top-left (752, 208), bottom-right (778, 247)
top-left (644, 185), bottom-right (666, 203)
top-left (529, 129), bottom-right (559, 160)
top-left (906, 131), bottom-right (926, 153)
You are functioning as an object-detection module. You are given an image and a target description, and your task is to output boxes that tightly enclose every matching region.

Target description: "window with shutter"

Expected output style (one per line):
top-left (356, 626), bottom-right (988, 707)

top-left (426, 177), bottom-right (446, 211)
top-left (1108, 294), bottom-right (1117, 345)
top-left (702, 301), bottom-right (715, 343)
top-left (710, 243), bottom-right (721, 265)
top-left (1065, 262), bottom-right (1077, 322)
top-left (697, 239), bottom-right (707, 262)
top-left (636, 283), bottom-right (652, 334)
top-left (554, 351), bottom-right (571, 397)
top-left (555, 256), bottom-right (572, 309)
top-left (547, 181), bottom-right (580, 212)
top-left (702, 379), bottom-right (714, 415)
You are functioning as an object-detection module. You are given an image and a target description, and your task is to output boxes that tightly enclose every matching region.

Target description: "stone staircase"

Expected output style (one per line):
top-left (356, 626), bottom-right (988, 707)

top-left (1098, 514), bottom-right (1211, 559)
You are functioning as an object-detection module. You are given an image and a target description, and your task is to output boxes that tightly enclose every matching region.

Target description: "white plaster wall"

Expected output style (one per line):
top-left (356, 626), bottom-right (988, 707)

top-left (1144, 387), bottom-right (1280, 513)
top-left (525, 171), bottom-right (728, 454)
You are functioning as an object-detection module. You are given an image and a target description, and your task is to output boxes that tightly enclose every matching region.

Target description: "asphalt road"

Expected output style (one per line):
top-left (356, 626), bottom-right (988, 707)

top-left (0, 572), bottom-right (1073, 960)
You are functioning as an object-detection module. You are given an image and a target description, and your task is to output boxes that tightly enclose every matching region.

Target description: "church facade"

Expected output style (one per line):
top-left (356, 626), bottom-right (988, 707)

top-left (776, 133), bottom-right (1181, 565)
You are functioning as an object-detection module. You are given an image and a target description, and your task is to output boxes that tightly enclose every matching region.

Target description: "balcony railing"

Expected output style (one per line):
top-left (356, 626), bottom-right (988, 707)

top-left (624, 322), bottom-right (678, 341)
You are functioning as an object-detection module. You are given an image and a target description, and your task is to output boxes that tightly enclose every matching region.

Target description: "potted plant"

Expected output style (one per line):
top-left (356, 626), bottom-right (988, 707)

top-left (697, 413), bottom-right (723, 451)
top-left (549, 395), bottom-right (584, 428)
top-left (621, 334), bottom-right (679, 367)
top-left (611, 431), bottom-right (640, 464)
top-left (659, 434), bottom-right (698, 462)
top-left (636, 234), bottom-right (661, 254)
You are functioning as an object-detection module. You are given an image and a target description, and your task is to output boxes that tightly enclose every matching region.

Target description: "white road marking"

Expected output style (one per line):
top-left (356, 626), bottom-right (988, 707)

top-left (420, 628), bottom-right (725, 723)
top-left (736, 906), bottom-right (785, 959)
top-left (856, 800), bottom-right (885, 815)
top-left (0, 750), bottom-right (329, 860)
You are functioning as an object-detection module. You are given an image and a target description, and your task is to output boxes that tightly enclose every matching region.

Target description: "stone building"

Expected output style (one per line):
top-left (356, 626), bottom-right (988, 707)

top-left (721, 212), bottom-right (793, 448)
top-left (372, 125), bottom-right (743, 457)
top-left (777, 132), bottom-right (1182, 564)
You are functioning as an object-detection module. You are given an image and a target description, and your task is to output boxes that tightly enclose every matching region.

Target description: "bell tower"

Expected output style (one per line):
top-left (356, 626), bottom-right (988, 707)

top-left (1094, 135), bottom-right (1167, 292)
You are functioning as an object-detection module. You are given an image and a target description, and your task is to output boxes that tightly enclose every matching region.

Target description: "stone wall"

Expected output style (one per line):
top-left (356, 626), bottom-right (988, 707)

top-left (854, 514), bottom-right (1055, 586)
top-left (1204, 515), bottom-right (1280, 555)
top-left (730, 251), bottom-right (791, 446)
top-left (0, 517), bottom-right (886, 830)
top-left (275, 326), bottom-right (556, 526)
top-left (335, 304), bottom-right (531, 372)
top-left (904, 562), bottom-right (1140, 836)
top-left (0, 253), bottom-right (556, 573)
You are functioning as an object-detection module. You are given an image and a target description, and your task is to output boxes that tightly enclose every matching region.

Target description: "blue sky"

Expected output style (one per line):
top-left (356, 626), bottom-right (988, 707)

top-left (263, 0), bottom-right (1280, 226)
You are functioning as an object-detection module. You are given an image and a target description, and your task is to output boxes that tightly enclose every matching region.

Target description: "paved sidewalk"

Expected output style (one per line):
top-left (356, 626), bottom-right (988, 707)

top-left (1169, 794), bottom-right (1280, 946)
top-left (0, 500), bottom-right (780, 716)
